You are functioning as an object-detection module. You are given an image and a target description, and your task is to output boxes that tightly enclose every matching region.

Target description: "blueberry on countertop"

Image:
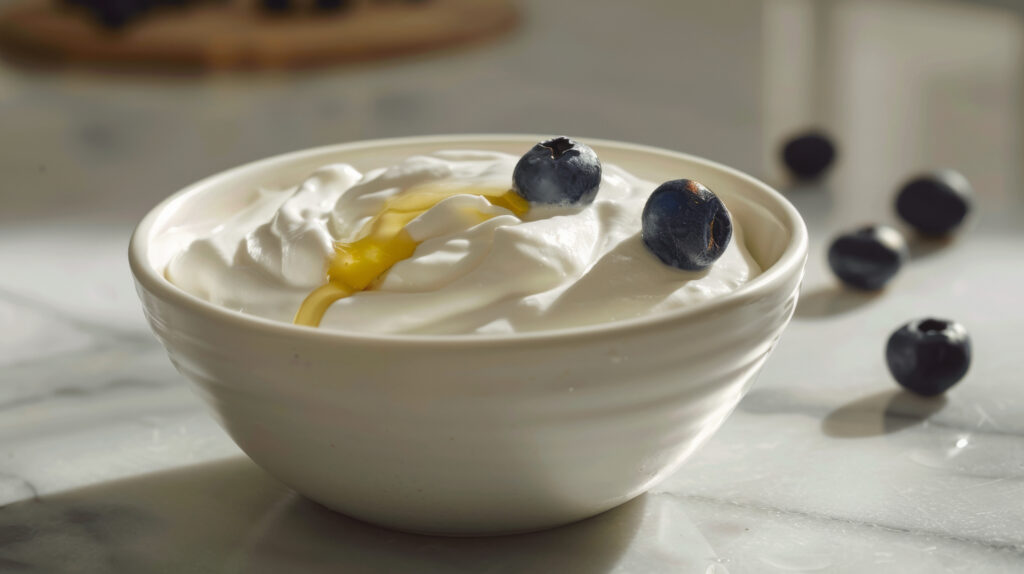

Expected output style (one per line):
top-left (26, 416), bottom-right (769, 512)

top-left (641, 179), bottom-right (733, 271)
top-left (827, 225), bottom-right (907, 290)
top-left (886, 318), bottom-right (971, 396)
top-left (512, 137), bottom-right (602, 206)
top-left (895, 170), bottom-right (973, 236)
top-left (781, 131), bottom-right (837, 180)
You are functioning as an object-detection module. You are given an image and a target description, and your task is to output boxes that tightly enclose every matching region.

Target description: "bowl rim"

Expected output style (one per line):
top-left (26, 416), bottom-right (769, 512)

top-left (129, 134), bottom-right (808, 348)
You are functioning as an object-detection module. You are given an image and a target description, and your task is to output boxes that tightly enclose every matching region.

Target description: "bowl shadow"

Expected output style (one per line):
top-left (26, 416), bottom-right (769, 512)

top-left (794, 284), bottom-right (880, 319)
top-left (821, 389), bottom-right (948, 439)
top-left (0, 456), bottom-right (647, 574)
top-left (242, 491), bottom-right (648, 574)
top-left (907, 234), bottom-right (955, 261)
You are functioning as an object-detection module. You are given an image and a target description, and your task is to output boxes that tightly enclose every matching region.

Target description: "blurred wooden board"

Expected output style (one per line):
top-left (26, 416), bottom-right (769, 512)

top-left (0, 0), bottom-right (518, 70)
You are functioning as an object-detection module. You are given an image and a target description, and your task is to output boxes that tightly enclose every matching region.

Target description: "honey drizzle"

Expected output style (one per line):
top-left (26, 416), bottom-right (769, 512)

top-left (294, 186), bottom-right (530, 327)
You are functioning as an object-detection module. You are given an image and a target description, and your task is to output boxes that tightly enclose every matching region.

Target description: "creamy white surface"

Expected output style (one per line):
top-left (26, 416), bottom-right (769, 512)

top-left (165, 151), bottom-right (761, 334)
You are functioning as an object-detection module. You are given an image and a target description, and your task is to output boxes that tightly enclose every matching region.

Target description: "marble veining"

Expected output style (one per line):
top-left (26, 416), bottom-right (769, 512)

top-left (658, 491), bottom-right (1024, 555)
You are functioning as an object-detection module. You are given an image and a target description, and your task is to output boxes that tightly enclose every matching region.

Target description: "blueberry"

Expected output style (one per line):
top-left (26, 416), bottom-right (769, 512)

top-left (512, 137), bottom-right (602, 206)
top-left (886, 318), bottom-right (971, 396)
top-left (315, 0), bottom-right (351, 10)
top-left (895, 170), bottom-right (972, 237)
top-left (91, 0), bottom-right (142, 30)
top-left (827, 225), bottom-right (907, 290)
top-left (641, 179), bottom-right (733, 271)
top-left (260, 0), bottom-right (292, 13)
top-left (781, 131), bottom-right (837, 180)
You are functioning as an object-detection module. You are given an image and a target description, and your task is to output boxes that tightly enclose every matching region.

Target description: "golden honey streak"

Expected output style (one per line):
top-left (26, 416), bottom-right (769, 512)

top-left (294, 187), bottom-right (530, 327)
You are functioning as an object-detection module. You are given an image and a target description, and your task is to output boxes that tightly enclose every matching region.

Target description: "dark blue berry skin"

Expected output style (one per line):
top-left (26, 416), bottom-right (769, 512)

top-left (512, 137), bottom-right (602, 206)
top-left (261, 0), bottom-right (292, 13)
top-left (896, 170), bottom-right (972, 236)
top-left (781, 131), bottom-right (837, 180)
top-left (315, 0), bottom-right (350, 10)
top-left (92, 0), bottom-right (142, 30)
top-left (827, 225), bottom-right (907, 290)
top-left (641, 179), bottom-right (733, 271)
top-left (886, 318), bottom-right (971, 396)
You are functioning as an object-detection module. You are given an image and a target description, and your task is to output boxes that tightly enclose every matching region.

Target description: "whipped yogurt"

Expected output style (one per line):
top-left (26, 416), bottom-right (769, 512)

top-left (165, 150), bottom-right (761, 335)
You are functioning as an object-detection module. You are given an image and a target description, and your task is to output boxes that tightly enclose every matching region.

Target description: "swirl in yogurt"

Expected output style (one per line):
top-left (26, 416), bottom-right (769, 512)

top-left (165, 150), bottom-right (761, 335)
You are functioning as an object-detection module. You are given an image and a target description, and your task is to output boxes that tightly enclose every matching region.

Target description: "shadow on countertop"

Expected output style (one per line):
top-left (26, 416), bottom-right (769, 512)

top-left (0, 457), bottom-right (652, 574)
top-left (242, 492), bottom-right (646, 574)
top-left (793, 285), bottom-right (880, 319)
top-left (907, 234), bottom-right (955, 261)
top-left (822, 389), bottom-right (948, 439)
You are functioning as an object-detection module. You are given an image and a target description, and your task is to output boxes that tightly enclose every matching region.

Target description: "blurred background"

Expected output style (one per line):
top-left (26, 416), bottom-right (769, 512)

top-left (1, 1), bottom-right (1023, 572)
top-left (1, 0), bottom-right (1020, 225)
top-left (2, 0), bottom-right (1022, 329)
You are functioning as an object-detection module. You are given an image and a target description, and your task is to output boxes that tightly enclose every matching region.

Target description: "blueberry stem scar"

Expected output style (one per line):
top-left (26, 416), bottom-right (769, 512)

top-left (541, 137), bottom-right (575, 159)
top-left (919, 319), bottom-right (948, 333)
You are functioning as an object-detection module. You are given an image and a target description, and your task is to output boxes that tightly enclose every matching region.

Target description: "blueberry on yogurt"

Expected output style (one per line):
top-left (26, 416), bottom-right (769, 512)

top-left (512, 137), bottom-right (602, 206)
top-left (886, 318), bottom-right (971, 396)
top-left (827, 225), bottom-right (907, 290)
top-left (641, 179), bottom-right (733, 271)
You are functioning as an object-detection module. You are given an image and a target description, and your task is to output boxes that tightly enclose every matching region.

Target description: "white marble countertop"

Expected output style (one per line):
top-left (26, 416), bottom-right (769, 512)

top-left (1, 0), bottom-right (1023, 572)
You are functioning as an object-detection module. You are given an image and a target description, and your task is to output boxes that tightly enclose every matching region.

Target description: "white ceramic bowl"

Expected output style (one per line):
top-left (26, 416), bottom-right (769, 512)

top-left (129, 135), bottom-right (807, 535)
